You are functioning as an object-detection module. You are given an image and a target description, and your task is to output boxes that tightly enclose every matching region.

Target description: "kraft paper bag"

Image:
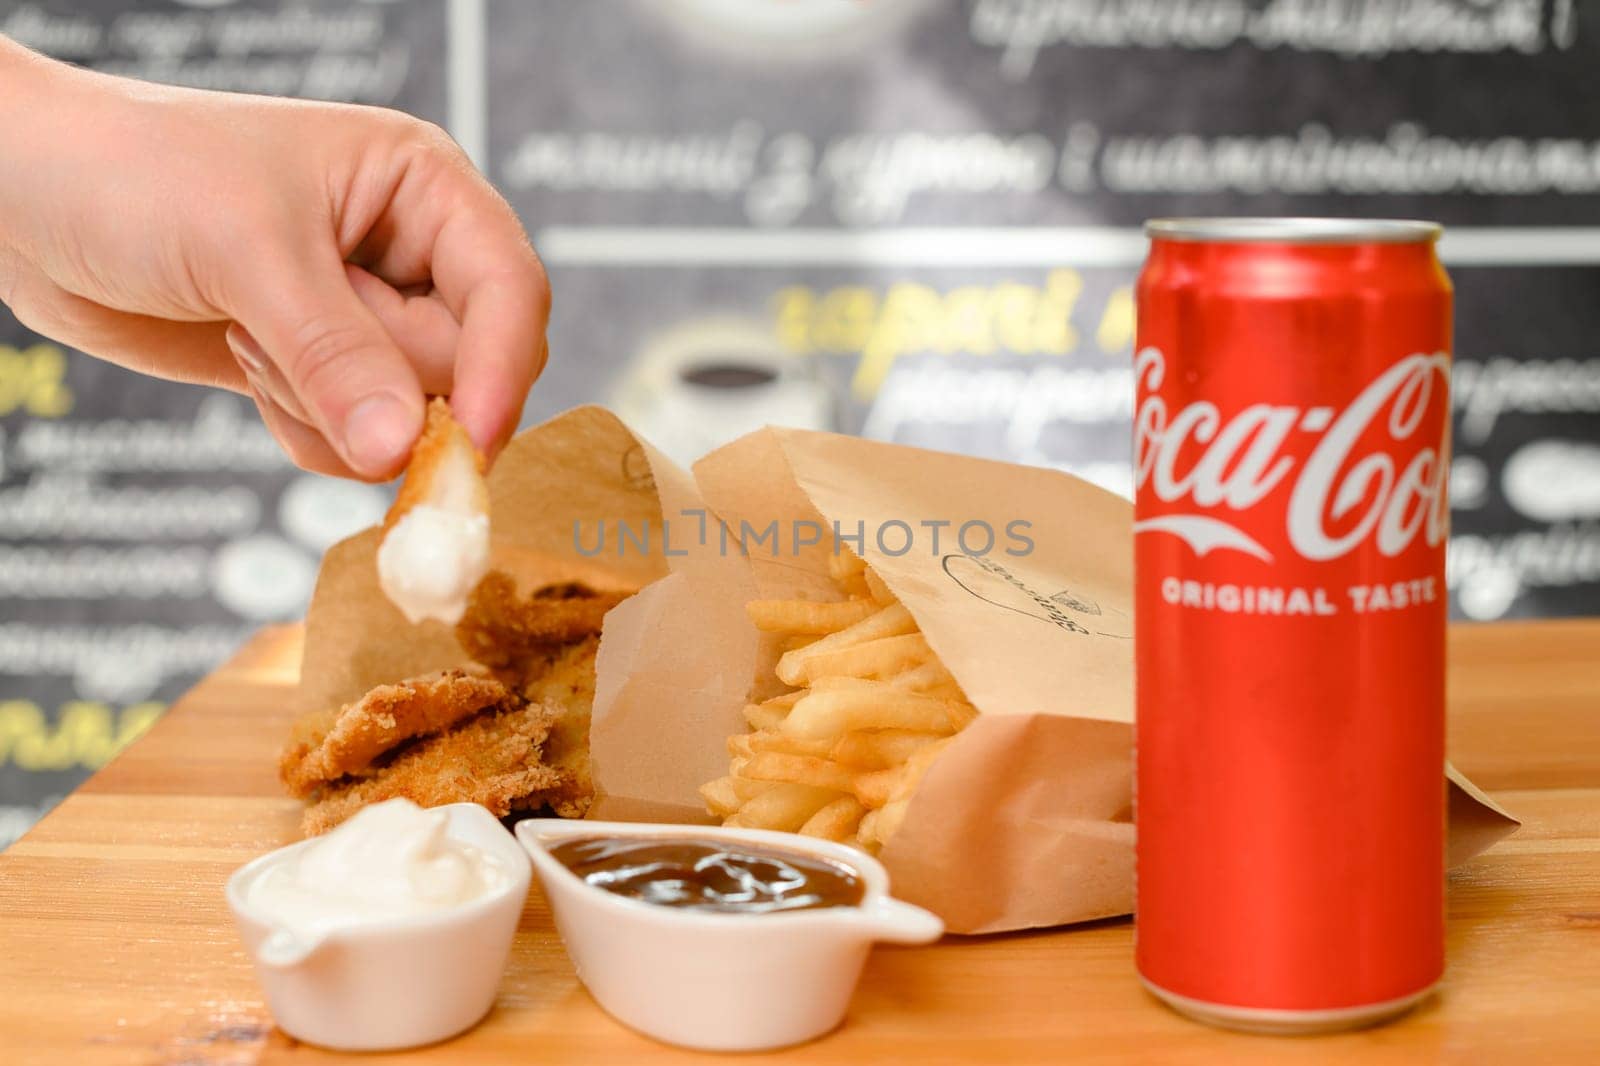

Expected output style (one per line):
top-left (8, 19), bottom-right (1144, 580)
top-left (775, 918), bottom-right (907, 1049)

top-left (295, 404), bottom-right (762, 833)
top-left (294, 407), bottom-right (1517, 936)
top-left (297, 405), bottom-right (691, 719)
top-left (607, 425), bottom-right (1518, 934)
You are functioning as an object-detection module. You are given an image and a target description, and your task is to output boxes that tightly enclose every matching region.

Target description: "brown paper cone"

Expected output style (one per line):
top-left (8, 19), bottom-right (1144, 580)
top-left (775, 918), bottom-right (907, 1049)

top-left (297, 409), bottom-right (1519, 935)
top-left (623, 425), bottom-right (1519, 934)
top-left (297, 404), bottom-right (681, 738)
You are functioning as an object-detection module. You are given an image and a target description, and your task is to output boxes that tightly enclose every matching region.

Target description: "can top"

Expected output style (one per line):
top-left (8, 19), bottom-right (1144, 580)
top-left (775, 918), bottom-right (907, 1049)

top-left (1145, 218), bottom-right (1442, 244)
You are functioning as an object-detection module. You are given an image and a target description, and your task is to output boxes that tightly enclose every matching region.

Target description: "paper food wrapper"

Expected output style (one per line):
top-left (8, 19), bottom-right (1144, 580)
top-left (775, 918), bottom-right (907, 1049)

top-left (296, 402), bottom-right (762, 832)
top-left (598, 425), bottom-right (1519, 935)
top-left (296, 408), bottom-right (1519, 937)
top-left (298, 406), bottom-right (696, 721)
top-left (297, 404), bottom-right (769, 833)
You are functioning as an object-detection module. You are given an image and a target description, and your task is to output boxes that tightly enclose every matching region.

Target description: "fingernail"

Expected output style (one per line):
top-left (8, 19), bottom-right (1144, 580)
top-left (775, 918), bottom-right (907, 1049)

top-left (342, 394), bottom-right (420, 476)
top-left (238, 361), bottom-right (266, 395)
top-left (226, 327), bottom-right (267, 374)
top-left (234, 349), bottom-right (312, 424)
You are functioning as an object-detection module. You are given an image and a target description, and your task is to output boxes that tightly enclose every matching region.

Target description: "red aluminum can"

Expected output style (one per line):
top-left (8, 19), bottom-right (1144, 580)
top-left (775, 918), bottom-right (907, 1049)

top-left (1133, 218), bottom-right (1452, 1033)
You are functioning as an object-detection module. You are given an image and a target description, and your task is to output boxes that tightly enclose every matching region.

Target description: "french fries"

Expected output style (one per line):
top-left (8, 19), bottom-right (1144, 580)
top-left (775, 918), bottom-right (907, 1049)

top-left (742, 751), bottom-right (859, 793)
top-left (829, 549), bottom-right (866, 583)
top-left (747, 598), bottom-right (877, 634)
top-left (794, 633), bottom-right (932, 684)
top-left (742, 690), bottom-right (804, 731)
top-left (723, 783), bottom-right (837, 831)
top-left (863, 567), bottom-right (895, 606)
top-left (784, 684), bottom-right (966, 739)
top-left (747, 730), bottom-right (835, 758)
top-left (800, 796), bottom-right (867, 842)
top-left (775, 602), bottom-right (918, 686)
top-left (829, 728), bottom-right (943, 771)
top-left (703, 550), bottom-right (975, 853)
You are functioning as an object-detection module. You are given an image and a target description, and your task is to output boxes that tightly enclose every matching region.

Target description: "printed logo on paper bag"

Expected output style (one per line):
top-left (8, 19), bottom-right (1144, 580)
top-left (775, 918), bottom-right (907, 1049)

top-left (942, 553), bottom-right (1129, 639)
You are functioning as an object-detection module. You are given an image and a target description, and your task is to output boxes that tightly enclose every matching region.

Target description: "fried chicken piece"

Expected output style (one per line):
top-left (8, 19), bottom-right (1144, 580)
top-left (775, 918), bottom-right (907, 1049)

top-left (377, 398), bottom-right (491, 625)
top-left (382, 400), bottom-right (488, 537)
top-left (456, 570), bottom-right (629, 674)
top-left (286, 564), bottom-right (627, 833)
top-left (301, 699), bottom-right (565, 835)
top-left (279, 668), bottom-right (513, 798)
top-left (517, 636), bottom-right (600, 818)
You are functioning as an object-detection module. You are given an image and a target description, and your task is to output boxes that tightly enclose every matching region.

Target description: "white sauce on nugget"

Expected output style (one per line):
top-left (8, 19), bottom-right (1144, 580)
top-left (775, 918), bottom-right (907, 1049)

top-left (379, 505), bottom-right (490, 625)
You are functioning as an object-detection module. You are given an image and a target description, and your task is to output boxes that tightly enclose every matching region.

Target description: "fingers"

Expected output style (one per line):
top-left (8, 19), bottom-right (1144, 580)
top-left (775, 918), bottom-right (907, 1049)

top-left (223, 247), bottom-right (425, 480)
top-left (431, 206), bottom-right (550, 458)
top-left (227, 265), bottom-right (458, 474)
top-left (227, 266), bottom-right (460, 416)
top-left (244, 379), bottom-right (365, 480)
top-left (336, 125), bottom-right (547, 459)
top-left (225, 324), bottom-right (312, 423)
top-left (342, 264), bottom-right (459, 394)
top-left (9, 212), bottom-right (476, 480)
top-left (3, 263), bottom-right (245, 391)
top-left (450, 272), bottom-right (549, 459)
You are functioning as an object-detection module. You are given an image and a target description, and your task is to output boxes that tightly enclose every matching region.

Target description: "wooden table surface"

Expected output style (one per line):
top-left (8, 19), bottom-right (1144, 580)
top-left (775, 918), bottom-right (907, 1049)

top-left (1, 620), bottom-right (1597, 1065)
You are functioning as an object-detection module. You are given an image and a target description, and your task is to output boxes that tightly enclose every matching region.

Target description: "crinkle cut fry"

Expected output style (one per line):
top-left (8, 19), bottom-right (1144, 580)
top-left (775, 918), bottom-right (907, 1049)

top-left (301, 699), bottom-right (565, 835)
top-left (279, 669), bottom-right (513, 798)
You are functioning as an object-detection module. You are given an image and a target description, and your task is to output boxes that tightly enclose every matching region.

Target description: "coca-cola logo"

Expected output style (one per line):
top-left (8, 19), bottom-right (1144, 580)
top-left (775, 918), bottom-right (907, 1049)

top-left (1133, 347), bottom-right (1451, 563)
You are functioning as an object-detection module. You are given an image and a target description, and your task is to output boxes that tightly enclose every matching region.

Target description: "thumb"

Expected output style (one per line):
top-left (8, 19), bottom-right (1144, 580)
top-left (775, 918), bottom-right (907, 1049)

top-left (223, 251), bottom-right (424, 479)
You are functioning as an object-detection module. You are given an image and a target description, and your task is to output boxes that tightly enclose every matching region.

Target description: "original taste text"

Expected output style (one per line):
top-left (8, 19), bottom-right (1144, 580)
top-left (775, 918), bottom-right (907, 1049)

top-left (1160, 575), bottom-right (1439, 616)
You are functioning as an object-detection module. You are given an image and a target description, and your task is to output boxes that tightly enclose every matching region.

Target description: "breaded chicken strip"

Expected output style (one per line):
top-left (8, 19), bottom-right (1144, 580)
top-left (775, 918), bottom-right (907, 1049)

top-left (456, 571), bottom-right (628, 674)
top-left (301, 699), bottom-right (564, 835)
top-left (377, 398), bottom-right (492, 625)
top-left (279, 668), bottom-right (513, 798)
top-left (519, 636), bottom-right (600, 818)
top-left (285, 567), bottom-right (627, 833)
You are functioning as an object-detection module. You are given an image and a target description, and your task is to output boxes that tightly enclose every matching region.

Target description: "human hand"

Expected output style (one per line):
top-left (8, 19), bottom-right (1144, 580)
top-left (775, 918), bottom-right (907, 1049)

top-left (0, 39), bottom-right (549, 480)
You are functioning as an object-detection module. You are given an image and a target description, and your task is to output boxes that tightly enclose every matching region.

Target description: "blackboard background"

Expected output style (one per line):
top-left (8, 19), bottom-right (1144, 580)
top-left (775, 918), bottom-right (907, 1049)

top-left (0, 0), bottom-right (450, 842)
top-left (2, 0), bottom-right (1597, 843)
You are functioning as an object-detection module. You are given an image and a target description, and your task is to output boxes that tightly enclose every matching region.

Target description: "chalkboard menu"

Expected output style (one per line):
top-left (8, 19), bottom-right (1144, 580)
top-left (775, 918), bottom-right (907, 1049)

top-left (0, 0), bottom-right (449, 843)
top-left (2, 0), bottom-right (1598, 843)
top-left (491, 0), bottom-right (1600, 628)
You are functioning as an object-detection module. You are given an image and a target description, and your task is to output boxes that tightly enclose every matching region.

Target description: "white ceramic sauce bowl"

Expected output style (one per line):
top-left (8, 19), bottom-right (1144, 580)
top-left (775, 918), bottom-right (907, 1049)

top-left (226, 803), bottom-right (531, 1051)
top-left (516, 818), bottom-right (943, 1052)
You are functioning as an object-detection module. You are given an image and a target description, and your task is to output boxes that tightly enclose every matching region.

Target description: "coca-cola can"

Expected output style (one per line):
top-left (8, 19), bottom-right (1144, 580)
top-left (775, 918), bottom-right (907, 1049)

top-left (1134, 218), bottom-right (1452, 1033)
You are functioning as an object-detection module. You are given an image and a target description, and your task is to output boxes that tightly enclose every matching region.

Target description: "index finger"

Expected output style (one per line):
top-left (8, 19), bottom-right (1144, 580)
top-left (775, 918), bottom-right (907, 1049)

top-left (427, 184), bottom-right (550, 459)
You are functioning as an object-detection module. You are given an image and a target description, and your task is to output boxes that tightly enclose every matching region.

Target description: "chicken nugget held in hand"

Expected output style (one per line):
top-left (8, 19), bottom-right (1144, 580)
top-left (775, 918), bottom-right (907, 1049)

top-left (376, 398), bottom-right (493, 626)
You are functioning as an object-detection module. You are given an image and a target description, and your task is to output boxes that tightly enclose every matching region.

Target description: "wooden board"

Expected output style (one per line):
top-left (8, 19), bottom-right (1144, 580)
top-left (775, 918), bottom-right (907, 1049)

top-left (0, 620), bottom-right (1597, 1065)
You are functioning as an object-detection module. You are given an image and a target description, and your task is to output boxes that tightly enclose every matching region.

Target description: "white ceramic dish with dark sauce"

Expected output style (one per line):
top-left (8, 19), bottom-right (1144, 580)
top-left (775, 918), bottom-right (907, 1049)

top-left (515, 818), bottom-right (943, 1052)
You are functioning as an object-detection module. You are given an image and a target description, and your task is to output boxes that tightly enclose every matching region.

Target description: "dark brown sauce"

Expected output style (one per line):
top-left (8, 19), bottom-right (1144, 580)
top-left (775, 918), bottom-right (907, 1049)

top-left (549, 836), bottom-right (865, 914)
